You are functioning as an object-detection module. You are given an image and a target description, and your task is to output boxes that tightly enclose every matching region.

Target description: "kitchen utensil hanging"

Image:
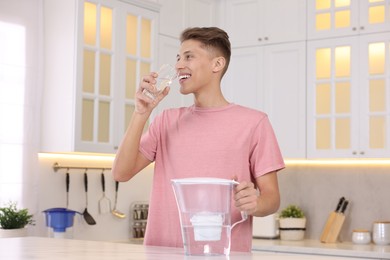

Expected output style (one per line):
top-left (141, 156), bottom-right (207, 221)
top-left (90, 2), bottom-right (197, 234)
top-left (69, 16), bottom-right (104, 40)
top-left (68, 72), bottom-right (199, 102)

top-left (66, 170), bottom-right (70, 208)
top-left (98, 170), bottom-right (111, 214)
top-left (112, 181), bottom-right (126, 219)
top-left (83, 171), bottom-right (96, 225)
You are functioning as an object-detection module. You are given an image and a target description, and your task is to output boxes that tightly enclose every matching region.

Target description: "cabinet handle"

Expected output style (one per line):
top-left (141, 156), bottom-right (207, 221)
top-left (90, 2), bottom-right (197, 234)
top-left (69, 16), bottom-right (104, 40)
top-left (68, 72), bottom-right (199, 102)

top-left (360, 151), bottom-right (365, 155)
top-left (264, 37), bottom-right (269, 41)
top-left (360, 26), bottom-right (364, 30)
top-left (258, 38), bottom-right (262, 41)
top-left (114, 146), bottom-right (118, 150)
top-left (352, 27), bottom-right (357, 31)
top-left (352, 151), bottom-right (357, 155)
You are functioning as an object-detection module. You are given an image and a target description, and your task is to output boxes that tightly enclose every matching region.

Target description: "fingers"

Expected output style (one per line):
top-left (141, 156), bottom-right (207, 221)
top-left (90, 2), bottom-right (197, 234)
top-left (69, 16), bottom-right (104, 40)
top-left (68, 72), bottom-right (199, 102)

top-left (139, 73), bottom-right (157, 96)
top-left (234, 181), bottom-right (258, 215)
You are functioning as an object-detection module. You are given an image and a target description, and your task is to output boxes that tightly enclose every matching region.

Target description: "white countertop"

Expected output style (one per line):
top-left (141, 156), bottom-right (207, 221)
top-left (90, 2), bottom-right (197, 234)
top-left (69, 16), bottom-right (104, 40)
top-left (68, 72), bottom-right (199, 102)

top-left (0, 237), bottom-right (371, 260)
top-left (252, 238), bottom-right (390, 259)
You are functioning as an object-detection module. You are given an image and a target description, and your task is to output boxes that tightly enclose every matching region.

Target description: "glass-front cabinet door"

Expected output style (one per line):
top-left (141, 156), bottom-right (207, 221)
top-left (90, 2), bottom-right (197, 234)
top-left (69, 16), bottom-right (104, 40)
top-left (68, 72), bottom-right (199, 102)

top-left (307, 33), bottom-right (390, 158)
top-left (359, 33), bottom-right (390, 157)
top-left (307, 37), bottom-right (359, 158)
top-left (308, 0), bottom-right (390, 40)
top-left (75, 0), bottom-right (158, 153)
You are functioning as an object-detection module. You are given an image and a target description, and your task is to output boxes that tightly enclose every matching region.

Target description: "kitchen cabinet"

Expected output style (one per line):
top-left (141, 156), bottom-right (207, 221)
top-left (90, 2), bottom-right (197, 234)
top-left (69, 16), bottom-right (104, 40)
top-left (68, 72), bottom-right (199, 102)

top-left (159, 0), bottom-right (217, 39)
top-left (224, 0), bottom-right (306, 48)
top-left (307, 32), bottom-right (390, 158)
top-left (222, 42), bottom-right (306, 159)
top-left (41, 0), bottom-right (159, 154)
top-left (308, 0), bottom-right (390, 40)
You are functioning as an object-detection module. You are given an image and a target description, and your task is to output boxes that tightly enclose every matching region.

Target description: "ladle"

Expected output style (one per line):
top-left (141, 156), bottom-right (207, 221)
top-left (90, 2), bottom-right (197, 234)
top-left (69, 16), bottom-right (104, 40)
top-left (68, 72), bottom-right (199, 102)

top-left (112, 181), bottom-right (126, 218)
top-left (83, 172), bottom-right (96, 225)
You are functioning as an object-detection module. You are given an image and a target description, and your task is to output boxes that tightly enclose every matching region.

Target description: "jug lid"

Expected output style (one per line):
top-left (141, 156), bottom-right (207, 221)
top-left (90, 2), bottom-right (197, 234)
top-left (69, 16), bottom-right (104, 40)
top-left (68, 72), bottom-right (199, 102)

top-left (171, 178), bottom-right (239, 185)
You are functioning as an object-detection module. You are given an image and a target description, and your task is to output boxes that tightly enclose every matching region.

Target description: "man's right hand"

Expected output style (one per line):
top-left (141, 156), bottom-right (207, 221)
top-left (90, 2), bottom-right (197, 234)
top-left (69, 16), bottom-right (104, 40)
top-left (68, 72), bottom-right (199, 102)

top-left (135, 71), bottom-right (170, 115)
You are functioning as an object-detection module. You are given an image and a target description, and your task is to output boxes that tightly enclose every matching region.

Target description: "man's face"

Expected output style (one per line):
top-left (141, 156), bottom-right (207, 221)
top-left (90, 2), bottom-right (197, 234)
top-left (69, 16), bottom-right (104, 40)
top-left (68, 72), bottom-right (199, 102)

top-left (176, 39), bottom-right (215, 95)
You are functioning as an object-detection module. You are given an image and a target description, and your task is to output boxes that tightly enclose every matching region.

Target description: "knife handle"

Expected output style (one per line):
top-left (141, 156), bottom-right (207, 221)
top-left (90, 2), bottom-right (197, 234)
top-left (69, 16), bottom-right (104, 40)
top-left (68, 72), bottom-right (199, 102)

top-left (335, 197), bottom-right (345, 212)
top-left (340, 200), bottom-right (349, 214)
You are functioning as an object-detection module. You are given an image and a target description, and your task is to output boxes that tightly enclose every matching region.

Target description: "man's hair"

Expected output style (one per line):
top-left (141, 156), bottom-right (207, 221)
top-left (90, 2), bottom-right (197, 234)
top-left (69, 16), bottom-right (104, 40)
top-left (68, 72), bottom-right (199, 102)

top-left (180, 27), bottom-right (231, 77)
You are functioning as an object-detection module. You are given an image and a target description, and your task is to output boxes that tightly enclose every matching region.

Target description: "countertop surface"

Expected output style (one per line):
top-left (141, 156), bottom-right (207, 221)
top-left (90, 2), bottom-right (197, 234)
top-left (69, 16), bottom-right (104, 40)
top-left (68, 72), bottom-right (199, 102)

top-left (252, 238), bottom-right (390, 259)
top-left (0, 237), bottom-right (373, 260)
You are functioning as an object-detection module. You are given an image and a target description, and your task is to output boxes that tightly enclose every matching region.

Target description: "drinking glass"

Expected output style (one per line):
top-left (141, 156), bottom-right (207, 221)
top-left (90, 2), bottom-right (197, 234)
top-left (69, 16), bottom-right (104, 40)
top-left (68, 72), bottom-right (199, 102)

top-left (142, 64), bottom-right (177, 100)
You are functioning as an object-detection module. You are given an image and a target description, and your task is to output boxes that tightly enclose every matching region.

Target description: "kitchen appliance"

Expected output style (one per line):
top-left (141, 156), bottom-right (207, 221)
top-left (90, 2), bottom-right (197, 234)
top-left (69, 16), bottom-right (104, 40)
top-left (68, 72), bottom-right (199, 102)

top-left (252, 213), bottom-right (279, 239)
top-left (43, 208), bottom-right (80, 238)
top-left (171, 178), bottom-right (247, 256)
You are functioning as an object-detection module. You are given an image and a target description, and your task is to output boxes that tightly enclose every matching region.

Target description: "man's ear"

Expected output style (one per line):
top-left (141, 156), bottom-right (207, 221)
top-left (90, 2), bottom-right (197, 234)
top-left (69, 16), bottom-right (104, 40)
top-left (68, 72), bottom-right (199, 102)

top-left (212, 56), bottom-right (226, 73)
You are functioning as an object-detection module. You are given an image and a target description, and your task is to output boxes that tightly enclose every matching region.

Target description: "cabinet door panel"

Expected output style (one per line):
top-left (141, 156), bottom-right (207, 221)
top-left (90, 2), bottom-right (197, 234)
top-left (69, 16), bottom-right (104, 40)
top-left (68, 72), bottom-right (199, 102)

top-left (307, 37), bottom-right (360, 158)
top-left (225, 0), bottom-right (261, 47)
top-left (308, 0), bottom-right (359, 39)
top-left (263, 0), bottom-right (306, 44)
top-left (263, 42), bottom-right (306, 159)
top-left (359, 33), bottom-right (390, 157)
top-left (222, 47), bottom-right (264, 111)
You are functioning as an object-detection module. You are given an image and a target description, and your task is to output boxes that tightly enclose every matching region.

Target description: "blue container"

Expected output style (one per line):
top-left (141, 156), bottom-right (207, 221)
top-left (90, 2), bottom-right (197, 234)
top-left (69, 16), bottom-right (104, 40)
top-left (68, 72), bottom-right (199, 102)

top-left (43, 208), bottom-right (79, 232)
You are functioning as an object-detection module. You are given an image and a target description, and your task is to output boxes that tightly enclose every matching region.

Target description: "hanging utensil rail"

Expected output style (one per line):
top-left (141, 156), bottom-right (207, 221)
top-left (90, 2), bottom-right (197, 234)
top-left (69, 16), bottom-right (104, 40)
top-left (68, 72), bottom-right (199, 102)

top-left (53, 162), bottom-right (111, 172)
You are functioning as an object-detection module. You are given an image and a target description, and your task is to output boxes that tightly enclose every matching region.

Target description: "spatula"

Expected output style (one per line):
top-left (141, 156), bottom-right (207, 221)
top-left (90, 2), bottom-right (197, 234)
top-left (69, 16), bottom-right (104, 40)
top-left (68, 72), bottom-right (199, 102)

top-left (83, 172), bottom-right (96, 225)
top-left (98, 171), bottom-right (111, 214)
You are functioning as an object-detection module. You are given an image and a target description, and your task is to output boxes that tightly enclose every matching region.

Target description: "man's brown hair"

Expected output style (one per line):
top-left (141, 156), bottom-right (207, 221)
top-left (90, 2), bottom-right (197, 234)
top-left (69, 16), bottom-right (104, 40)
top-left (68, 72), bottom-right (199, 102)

top-left (180, 27), bottom-right (231, 77)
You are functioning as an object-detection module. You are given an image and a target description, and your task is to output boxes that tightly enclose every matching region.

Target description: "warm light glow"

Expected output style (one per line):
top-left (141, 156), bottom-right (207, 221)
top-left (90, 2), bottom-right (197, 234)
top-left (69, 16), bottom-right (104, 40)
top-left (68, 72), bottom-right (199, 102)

top-left (285, 159), bottom-right (390, 166)
top-left (38, 152), bottom-right (115, 161)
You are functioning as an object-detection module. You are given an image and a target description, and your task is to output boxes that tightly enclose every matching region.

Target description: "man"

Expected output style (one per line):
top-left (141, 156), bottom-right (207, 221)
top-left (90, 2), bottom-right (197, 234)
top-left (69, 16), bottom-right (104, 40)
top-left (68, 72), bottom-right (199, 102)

top-left (112, 27), bottom-right (285, 252)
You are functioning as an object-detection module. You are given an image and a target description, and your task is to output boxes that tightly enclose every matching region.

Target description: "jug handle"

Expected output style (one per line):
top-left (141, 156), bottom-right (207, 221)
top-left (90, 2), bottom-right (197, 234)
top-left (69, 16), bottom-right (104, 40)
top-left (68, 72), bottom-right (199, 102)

top-left (231, 211), bottom-right (248, 230)
top-left (231, 180), bottom-right (249, 230)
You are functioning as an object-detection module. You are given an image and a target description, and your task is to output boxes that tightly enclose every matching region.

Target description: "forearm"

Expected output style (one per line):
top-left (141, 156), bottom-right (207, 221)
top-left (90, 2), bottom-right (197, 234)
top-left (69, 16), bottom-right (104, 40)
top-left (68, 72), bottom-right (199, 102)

top-left (112, 111), bottom-right (150, 182)
top-left (252, 190), bottom-right (280, 217)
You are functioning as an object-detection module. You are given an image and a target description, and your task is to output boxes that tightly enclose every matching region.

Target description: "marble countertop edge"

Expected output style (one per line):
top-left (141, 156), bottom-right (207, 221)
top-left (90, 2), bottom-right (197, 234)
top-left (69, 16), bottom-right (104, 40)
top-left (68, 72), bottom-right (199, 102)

top-left (252, 238), bottom-right (390, 259)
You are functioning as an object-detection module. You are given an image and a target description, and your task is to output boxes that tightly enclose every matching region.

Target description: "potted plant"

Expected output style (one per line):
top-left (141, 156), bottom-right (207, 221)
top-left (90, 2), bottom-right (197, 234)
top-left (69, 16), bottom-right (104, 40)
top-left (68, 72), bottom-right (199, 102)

top-left (0, 201), bottom-right (34, 238)
top-left (278, 204), bottom-right (306, 241)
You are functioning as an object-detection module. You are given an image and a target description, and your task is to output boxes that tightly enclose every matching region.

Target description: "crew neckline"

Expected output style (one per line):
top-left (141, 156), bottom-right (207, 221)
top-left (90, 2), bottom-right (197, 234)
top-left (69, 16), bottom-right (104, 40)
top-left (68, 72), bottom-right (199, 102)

top-left (192, 103), bottom-right (236, 112)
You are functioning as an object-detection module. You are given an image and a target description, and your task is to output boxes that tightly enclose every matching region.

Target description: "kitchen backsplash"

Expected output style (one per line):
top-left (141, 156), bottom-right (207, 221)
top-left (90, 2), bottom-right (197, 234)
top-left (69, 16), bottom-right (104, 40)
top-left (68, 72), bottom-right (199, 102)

top-left (34, 155), bottom-right (153, 242)
top-left (33, 156), bottom-right (390, 243)
top-left (278, 164), bottom-right (390, 242)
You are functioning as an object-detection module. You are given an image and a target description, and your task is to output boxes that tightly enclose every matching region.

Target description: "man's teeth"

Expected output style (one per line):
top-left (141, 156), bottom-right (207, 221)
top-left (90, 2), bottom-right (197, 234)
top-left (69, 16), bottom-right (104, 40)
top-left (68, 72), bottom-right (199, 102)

top-left (179, 75), bottom-right (190, 80)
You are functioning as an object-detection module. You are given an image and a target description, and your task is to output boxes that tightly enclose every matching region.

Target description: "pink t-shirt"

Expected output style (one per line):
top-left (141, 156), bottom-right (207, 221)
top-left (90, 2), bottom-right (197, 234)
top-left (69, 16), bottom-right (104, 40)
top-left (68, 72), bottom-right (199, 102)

top-left (140, 103), bottom-right (285, 252)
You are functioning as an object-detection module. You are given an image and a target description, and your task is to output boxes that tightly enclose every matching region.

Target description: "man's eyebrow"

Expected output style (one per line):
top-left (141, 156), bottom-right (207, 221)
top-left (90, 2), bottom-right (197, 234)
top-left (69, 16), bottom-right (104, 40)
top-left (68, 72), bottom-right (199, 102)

top-left (177, 50), bottom-right (192, 58)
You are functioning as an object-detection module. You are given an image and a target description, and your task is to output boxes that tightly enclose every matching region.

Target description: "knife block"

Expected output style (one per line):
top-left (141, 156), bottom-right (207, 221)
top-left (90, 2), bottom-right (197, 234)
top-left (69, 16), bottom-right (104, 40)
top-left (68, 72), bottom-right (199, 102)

top-left (321, 213), bottom-right (345, 243)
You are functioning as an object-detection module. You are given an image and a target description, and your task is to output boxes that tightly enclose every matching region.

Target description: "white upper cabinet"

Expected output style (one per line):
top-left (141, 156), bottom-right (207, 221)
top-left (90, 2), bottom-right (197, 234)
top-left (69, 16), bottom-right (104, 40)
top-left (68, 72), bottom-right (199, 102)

top-left (225, 0), bottom-right (307, 47)
top-left (159, 0), bottom-right (217, 38)
top-left (307, 33), bottom-right (390, 158)
top-left (222, 42), bottom-right (306, 159)
top-left (308, 0), bottom-right (390, 40)
top-left (41, 0), bottom-right (159, 154)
